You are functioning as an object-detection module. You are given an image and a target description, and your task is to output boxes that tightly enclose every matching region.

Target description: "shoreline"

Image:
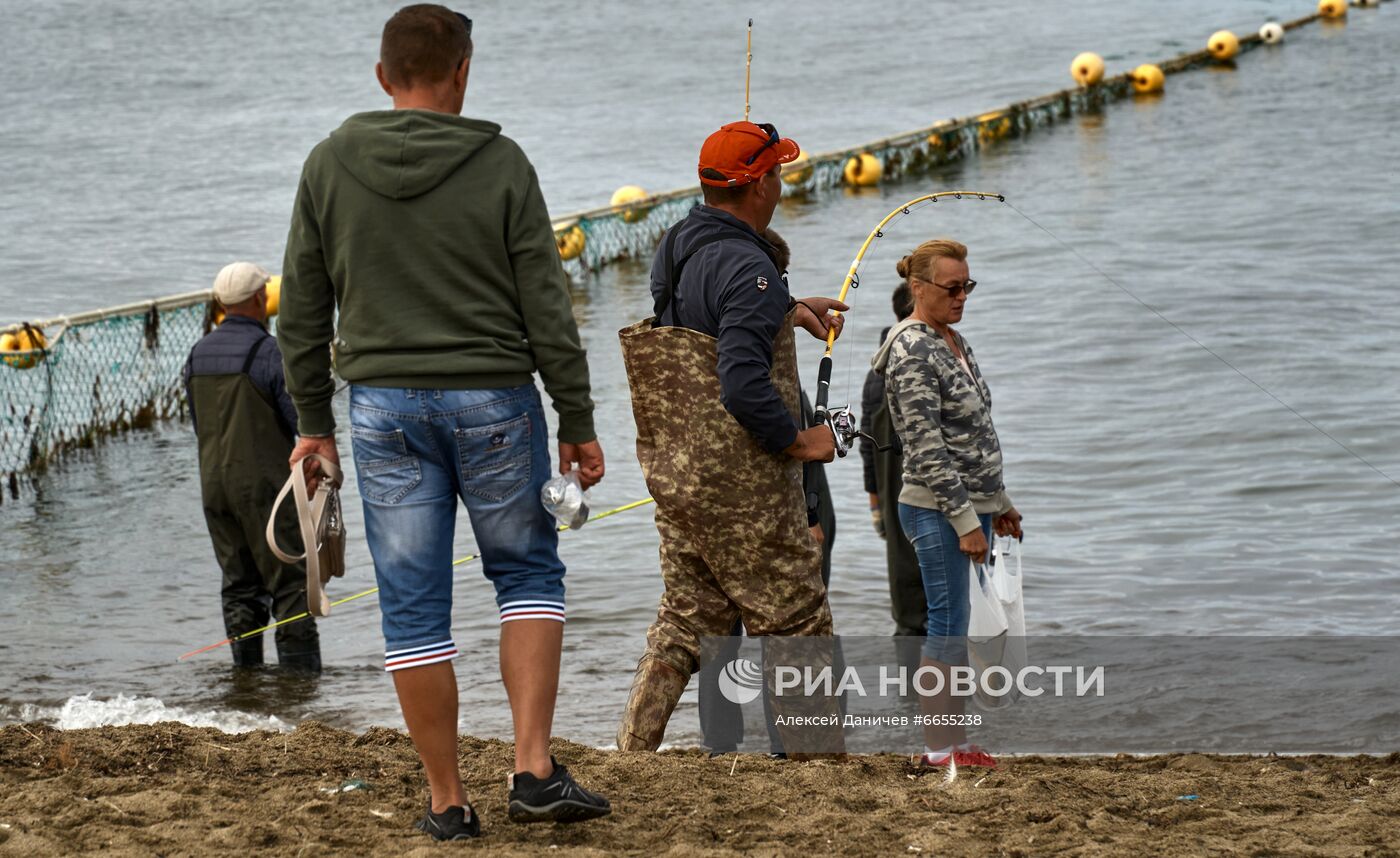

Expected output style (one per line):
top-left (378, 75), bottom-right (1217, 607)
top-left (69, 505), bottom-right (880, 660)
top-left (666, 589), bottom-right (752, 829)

top-left (2, 723), bottom-right (1396, 856)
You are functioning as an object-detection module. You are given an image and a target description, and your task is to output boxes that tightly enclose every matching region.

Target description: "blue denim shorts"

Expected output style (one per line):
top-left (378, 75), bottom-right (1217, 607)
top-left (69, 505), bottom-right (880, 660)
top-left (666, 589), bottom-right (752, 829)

top-left (349, 385), bottom-right (565, 672)
top-left (898, 504), bottom-right (993, 666)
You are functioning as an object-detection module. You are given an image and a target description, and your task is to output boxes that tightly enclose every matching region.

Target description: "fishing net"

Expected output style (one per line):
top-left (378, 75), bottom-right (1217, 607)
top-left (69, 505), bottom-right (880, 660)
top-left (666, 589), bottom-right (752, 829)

top-left (554, 15), bottom-right (1307, 275)
top-left (1, 297), bottom-right (214, 501)
top-left (0, 13), bottom-right (1312, 492)
top-left (557, 81), bottom-right (1126, 275)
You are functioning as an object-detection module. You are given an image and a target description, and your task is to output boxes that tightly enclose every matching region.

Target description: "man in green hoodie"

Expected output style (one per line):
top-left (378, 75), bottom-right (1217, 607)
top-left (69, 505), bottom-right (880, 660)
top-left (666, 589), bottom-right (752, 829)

top-left (278, 5), bottom-right (609, 839)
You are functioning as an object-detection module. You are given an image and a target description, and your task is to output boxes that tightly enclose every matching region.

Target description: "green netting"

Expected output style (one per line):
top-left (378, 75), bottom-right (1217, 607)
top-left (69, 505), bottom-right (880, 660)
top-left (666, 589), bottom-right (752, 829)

top-left (0, 11), bottom-right (1320, 493)
top-left (1, 299), bottom-right (213, 500)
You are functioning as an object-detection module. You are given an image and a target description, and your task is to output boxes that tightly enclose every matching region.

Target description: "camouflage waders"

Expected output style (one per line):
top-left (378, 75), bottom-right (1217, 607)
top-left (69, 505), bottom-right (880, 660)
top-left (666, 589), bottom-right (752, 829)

top-left (616, 309), bottom-right (838, 753)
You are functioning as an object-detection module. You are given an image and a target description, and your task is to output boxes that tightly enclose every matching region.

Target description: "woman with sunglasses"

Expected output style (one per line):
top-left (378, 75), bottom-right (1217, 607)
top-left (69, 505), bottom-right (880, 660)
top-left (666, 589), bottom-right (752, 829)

top-left (870, 238), bottom-right (1023, 769)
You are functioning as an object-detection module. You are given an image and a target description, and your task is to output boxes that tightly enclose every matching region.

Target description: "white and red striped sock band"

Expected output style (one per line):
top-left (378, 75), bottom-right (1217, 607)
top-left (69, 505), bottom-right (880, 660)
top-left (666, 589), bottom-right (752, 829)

top-left (383, 640), bottom-right (458, 672)
top-left (499, 600), bottom-right (566, 624)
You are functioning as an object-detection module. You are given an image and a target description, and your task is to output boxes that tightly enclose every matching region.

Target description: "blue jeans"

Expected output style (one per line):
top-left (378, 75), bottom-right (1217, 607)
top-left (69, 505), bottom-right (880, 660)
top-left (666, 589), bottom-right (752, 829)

top-left (897, 504), bottom-right (993, 666)
top-left (349, 384), bottom-right (564, 672)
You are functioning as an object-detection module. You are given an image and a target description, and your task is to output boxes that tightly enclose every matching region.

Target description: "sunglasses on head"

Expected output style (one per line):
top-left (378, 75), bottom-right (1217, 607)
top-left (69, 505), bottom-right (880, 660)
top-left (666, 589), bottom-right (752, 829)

top-left (744, 122), bottom-right (781, 166)
top-left (455, 11), bottom-right (473, 39)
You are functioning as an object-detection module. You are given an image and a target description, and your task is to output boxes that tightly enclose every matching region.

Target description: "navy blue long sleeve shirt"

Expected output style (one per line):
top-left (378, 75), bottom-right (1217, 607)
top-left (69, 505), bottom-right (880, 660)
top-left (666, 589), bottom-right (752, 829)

top-left (183, 315), bottom-right (299, 437)
top-left (649, 206), bottom-right (798, 454)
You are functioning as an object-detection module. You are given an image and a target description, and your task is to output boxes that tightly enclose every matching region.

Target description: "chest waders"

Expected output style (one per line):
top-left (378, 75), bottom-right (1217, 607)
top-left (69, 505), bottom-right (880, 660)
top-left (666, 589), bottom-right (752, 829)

top-left (190, 334), bottom-right (320, 671)
top-left (615, 308), bottom-right (841, 755)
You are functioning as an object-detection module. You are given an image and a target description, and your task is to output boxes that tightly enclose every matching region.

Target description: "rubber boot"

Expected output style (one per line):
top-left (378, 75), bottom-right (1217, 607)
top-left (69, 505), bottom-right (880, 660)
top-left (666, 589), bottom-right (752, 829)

top-left (277, 647), bottom-right (322, 675)
top-left (230, 636), bottom-right (264, 668)
top-left (616, 657), bottom-right (689, 751)
top-left (766, 636), bottom-right (847, 761)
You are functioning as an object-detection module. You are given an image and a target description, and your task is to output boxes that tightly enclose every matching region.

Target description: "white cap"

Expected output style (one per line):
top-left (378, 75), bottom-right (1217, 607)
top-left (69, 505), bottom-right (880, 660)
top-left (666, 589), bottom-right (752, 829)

top-left (212, 262), bottom-right (271, 305)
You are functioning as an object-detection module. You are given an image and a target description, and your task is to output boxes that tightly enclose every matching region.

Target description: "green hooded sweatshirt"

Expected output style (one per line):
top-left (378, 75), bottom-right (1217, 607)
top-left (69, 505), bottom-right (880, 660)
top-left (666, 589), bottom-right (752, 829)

top-left (278, 109), bottom-right (595, 442)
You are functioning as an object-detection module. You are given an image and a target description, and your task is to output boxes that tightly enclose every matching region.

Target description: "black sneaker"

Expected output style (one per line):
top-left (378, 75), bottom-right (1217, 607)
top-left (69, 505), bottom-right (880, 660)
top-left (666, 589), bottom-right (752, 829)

top-left (508, 756), bottom-right (611, 823)
top-left (415, 802), bottom-right (481, 840)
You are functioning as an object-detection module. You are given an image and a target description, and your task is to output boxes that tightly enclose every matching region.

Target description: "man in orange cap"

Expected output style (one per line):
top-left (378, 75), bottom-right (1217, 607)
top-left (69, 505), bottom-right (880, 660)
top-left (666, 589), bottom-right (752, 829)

top-left (615, 121), bottom-right (847, 754)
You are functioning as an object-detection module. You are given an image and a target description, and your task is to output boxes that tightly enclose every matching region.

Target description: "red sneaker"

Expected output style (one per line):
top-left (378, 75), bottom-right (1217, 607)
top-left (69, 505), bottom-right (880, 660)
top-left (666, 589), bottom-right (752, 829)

top-left (952, 747), bottom-right (997, 768)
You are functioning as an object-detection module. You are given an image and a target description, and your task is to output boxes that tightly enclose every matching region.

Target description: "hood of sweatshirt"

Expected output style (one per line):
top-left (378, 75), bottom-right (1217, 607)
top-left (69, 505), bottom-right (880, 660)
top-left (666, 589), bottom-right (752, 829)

top-left (329, 110), bottom-right (501, 200)
top-left (871, 316), bottom-right (929, 374)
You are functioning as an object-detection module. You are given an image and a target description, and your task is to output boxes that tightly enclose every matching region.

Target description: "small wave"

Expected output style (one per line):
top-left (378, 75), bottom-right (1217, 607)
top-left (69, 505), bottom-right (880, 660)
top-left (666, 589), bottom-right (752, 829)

top-left (4, 693), bottom-right (290, 733)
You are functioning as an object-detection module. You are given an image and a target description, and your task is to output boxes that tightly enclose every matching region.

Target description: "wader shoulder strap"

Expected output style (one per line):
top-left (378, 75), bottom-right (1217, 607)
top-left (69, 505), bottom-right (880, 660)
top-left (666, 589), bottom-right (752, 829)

top-left (267, 454), bottom-right (346, 617)
top-left (240, 332), bottom-right (272, 376)
top-left (654, 227), bottom-right (781, 325)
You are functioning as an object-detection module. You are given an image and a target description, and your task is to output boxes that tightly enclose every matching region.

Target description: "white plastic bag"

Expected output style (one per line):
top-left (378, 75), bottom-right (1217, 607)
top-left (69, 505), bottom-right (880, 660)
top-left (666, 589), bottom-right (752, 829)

top-left (967, 560), bottom-right (1008, 641)
top-left (540, 471), bottom-right (589, 529)
top-left (969, 537), bottom-right (1028, 711)
top-left (992, 535), bottom-right (1022, 605)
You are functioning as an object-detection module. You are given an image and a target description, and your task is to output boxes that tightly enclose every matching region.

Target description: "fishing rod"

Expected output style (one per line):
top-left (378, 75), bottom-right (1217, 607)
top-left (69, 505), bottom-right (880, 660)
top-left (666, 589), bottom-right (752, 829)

top-left (177, 496), bottom-right (656, 661)
top-left (811, 190), bottom-right (1007, 457)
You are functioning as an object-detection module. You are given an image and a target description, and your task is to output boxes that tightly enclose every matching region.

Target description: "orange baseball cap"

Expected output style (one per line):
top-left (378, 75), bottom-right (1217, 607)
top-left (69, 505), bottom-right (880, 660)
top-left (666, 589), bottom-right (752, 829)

top-left (698, 121), bottom-right (800, 187)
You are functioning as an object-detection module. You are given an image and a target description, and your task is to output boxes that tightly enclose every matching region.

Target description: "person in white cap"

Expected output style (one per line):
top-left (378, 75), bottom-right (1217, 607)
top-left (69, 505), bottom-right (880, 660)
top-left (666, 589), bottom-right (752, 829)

top-left (182, 261), bottom-right (321, 672)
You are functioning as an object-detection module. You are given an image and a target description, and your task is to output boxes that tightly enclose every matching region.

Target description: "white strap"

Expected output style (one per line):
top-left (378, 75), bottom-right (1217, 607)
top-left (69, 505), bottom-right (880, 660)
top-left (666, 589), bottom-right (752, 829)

top-left (266, 454), bottom-right (343, 617)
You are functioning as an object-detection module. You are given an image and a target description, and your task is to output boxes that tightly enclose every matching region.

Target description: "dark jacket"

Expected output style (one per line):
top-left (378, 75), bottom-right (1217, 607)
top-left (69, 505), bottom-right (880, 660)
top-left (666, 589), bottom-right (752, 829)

top-left (859, 326), bottom-right (898, 494)
top-left (183, 315), bottom-right (297, 437)
top-left (648, 205), bottom-right (797, 453)
top-left (279, 109), bottom-right (594, 442)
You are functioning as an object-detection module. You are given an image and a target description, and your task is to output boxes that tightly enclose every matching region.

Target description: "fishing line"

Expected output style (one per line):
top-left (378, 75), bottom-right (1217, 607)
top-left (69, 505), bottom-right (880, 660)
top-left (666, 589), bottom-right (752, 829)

top-left (1003, 199), bottom-right (1398, 490)
top-left (813, 189), bottom-right (1396, 489)
top-left (176, 496), bottom-right (656, 661)
top-left (811, 190), bottom-right (1007, 454)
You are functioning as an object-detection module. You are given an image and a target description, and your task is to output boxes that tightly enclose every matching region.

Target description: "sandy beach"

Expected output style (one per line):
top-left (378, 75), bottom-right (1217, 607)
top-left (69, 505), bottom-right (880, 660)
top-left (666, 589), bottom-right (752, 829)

top-left (1, 722), bottom-right (1396, 856)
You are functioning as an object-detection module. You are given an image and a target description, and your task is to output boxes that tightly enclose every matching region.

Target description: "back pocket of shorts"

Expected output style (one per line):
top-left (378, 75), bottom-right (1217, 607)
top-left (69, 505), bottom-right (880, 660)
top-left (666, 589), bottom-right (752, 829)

top-left (350, 426), bottom-right (421, 505)
top-left (455, 413), bottom-right (531, 503)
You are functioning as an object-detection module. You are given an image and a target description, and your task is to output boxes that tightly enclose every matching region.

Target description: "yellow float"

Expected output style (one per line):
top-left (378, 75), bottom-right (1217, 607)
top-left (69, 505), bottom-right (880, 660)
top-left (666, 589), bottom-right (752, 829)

top-left (1318, 0), bottom-right (1347, 18)
top-left (781, 148), bottom-right (813, 185)
top-left (1208, 30), bottom-right (1240, 61)
top-left (1132, 63), bottom-right (1165, 94)
top-left (265, 275), bottom-right (281, 317)
top-left (843, 153), bottom-right (882, 187)
top-left (610, 185), bottom-right (651, 224)
top-left (555, 225), bottom-right (586, 261)
top-left (976, 111), bottom-right (1012, 143)
top-left (1, 326), bottom-right (48, 370)
top-left (926, 120), bottom-right (956, 151)
top-left (211, 274), bottom-right (278, 325)
top-left (1071, 52), bottom-right (1105, 86)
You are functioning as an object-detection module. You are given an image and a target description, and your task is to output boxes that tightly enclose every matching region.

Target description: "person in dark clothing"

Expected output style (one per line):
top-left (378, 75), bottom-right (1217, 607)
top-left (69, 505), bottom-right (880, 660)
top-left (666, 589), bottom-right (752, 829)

top-left (650, 204), bottom-right (846, 455)
top-left (697, 230), bottom-right (838, 756)
top-left (183, 261), bottom-right (319, 672)
top-left (858, 282), bottom-right (926, 639)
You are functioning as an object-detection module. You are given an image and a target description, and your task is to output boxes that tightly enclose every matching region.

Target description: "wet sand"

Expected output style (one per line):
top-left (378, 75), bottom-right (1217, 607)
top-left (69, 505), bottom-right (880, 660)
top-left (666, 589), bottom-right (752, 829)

top-left (1, 722), bottom-right (1397, 856)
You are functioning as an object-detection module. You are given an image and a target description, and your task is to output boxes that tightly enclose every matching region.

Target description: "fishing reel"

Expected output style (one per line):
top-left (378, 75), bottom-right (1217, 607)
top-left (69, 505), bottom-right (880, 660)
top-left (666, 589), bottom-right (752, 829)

top-left (818, 404), bottom-right (888, 459)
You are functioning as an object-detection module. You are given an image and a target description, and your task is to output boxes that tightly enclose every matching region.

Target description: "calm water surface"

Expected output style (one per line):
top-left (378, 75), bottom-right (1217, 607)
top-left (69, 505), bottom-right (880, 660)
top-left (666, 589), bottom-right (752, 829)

top-left (2, 1), bottom-right (1397, 746)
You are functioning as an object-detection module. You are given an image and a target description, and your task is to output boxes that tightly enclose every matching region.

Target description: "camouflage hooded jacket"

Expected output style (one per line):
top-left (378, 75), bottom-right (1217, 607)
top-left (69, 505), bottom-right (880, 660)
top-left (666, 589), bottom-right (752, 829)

top-left (872, 317), bottom-right (1012, 536)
